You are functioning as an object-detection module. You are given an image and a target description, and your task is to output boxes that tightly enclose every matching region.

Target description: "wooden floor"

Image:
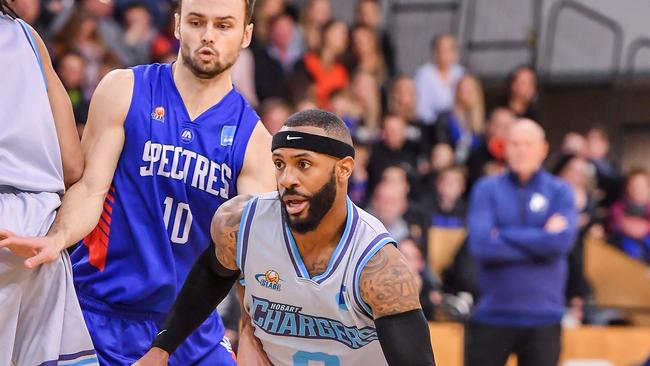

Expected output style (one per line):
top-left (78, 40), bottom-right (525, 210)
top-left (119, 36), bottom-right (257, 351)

top-left (429, 323), bottom-right (650, 366)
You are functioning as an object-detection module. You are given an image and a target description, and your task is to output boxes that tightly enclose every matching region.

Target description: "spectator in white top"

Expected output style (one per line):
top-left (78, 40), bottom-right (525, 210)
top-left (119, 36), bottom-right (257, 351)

top-left (414, 34), bottom-right (464, 125)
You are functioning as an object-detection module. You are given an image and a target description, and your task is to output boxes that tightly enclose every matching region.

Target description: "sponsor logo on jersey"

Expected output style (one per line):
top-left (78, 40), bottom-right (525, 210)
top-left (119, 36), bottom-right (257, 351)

top-left (221, 126), bottom-right (236, 146)
top-left (151, 106), bottom-right (165, 122)
top-left (255, 270), bottom-right (282, 291)
top-left (180, 128), bottom-right (194, 144)
top-left (251, 296), bottom-right (378, 349)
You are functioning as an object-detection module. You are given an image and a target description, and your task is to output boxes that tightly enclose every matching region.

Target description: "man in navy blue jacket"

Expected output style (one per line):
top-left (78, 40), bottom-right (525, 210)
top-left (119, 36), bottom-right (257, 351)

top-left (466, 119), bottom-right (578, 366)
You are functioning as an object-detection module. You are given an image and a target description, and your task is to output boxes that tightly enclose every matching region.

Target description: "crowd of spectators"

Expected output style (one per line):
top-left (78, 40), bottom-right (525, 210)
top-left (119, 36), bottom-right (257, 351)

top-left (15, 0), bottom-right (650, 350)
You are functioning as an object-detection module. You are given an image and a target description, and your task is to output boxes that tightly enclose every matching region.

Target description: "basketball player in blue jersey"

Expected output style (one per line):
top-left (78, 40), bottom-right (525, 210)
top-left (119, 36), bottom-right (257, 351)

top-left (0, 1), bottom-right (98, 365)
top-left (134, 110), bottom-right (436, 366)
top-left (0, 0), bottom-right (276, 365)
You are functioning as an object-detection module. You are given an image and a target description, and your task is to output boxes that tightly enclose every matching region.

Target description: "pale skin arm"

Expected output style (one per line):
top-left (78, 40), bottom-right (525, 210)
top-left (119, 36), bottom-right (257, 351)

top-left (30, 24), bottom-right (84, 188)
top-left (0, 69), bottom-right (132, 267)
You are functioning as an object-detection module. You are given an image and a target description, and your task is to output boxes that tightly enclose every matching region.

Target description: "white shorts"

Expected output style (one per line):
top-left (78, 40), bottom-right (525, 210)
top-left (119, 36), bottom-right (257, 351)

top-left (0, 190), bottom-right (98, 365)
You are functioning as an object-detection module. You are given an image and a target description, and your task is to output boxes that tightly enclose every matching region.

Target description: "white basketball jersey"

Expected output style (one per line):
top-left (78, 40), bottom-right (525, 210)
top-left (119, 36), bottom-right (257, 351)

top-left (238, 192), bottom-right (396, 366)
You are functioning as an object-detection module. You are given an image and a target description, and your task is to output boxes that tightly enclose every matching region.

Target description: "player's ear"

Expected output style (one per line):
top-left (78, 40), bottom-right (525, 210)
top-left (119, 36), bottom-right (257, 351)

top-left (241, 23), bottom-right (254, 48)
top-left (174, 12), bottom-right (181, 40)
top-left (336, 157), bottom-right (354, 181)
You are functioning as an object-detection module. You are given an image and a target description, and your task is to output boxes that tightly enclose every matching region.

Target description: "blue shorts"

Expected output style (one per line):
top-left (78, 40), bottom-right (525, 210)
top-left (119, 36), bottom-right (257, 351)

top-left (78, 293), bottom-right (236, 366)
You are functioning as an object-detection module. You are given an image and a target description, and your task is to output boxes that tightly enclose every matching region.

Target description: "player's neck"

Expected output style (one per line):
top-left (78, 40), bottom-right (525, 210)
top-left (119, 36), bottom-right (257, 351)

top-left (293, 196), bottom-right (348, 253)
top-left (172, 62), bottom-right (233, 120)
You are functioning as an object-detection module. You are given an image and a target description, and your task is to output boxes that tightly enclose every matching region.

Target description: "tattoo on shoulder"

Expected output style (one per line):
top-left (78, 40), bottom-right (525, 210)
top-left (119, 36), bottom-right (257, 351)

top-left (360, 245), bottom-right (421, 318)
top-left (214, 195), bottom-right (251, 270)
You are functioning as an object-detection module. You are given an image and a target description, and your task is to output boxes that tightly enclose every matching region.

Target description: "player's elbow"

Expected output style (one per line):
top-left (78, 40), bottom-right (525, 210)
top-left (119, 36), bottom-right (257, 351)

top-left (63, 158), bottom-right (84, 188)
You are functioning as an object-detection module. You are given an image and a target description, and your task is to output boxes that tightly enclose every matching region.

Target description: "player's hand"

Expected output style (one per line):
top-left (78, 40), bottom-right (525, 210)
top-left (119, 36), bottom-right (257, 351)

top-left (544, 214), bottom-right (568, 234)
top-left (237, 320), bottom-right (272, 366)
top-left (132, 348), bottom-right (169, 366)
top-left (0, 230), bottom-right (65, 268)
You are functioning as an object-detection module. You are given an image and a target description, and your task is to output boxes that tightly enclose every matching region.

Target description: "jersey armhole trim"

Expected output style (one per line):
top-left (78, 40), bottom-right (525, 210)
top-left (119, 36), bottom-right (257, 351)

top-left (352, 235), bottom-right (397, 319)
top-left (236, 196), bottom-right (259, 285)
top-left (16, 19), bottom-right (47, 91)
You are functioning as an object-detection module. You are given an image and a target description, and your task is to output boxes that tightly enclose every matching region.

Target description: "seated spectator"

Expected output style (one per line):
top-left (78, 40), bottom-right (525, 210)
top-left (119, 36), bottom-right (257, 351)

top-left (414, 34), bottom-right (464, 125)
top-left (297, 0), bottom-right (331, 51)
top-left (349, 71), bottom-right (382, 135)
top-left (366, 114), bottom-right (420, 195)
top-left (422, 166), bottom-right (467, 229)
top-left (53, 8), bottom-right (118, 98)
top-left (553, 154), bottom-right (600, 323)
top-left (368, 182), bottom-right (410, 241)
top-left (348, 139), bottom-right (370, 206)
top-left (355, 0), bottom-right (395, 77)
top-left (347, 24), bottom-right (388, 85)
top-left (434, 74), bottom-right (485, 163)
top-left (329, 89), bottom-right (363, 134)
top-left (502, 65), bottom-right (540, 121)
top-left (151, 13), bottom-right (179, 63)
top-left (251, 0), bottom-right (286, 47)
top-left (260, 98), bottom-right (292, 135)
top-left (368, 178), bottom-right (427, 243)
top-left (561, 131), bottom-right (588, 157)
top-left (57, 51), bottom-right (90, 128)
top-left (398, 238), bottom-right (443, 321)
top-left (466, 107), bottom-right (515, 189)
top-left (420, 143), bottom-right (455, 189)
top-left (121, 3), bottom-right (155, 66)
top-left (232, 48), bottom-right (259, 108)
top-left (302, 19), bottom-right (349, 108)
top-left (609, 168), bottom-right (650, 264)
top-left (254, 12), bottom-right (304, 102)
top-left (388, 75), bottom-right (421, 125)
top-left (586, 126), bottom-right (624, 207)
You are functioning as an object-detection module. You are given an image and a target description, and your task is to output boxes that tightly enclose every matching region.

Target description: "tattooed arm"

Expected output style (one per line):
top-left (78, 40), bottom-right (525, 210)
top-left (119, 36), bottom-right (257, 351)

top-left (360, 244), bottom-right (436, 366)
top-left (134, 195), bottom-right (252, 366)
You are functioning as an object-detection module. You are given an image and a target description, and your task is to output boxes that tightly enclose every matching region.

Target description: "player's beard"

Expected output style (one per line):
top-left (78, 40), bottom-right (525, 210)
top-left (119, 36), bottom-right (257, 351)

top-left (180, 42), bottom-right (239, 79)
top-left (280, 172), bottom-right (337, 234)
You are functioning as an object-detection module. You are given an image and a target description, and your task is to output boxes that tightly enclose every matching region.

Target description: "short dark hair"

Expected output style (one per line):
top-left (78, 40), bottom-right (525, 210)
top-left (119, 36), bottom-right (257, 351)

top-left (284, 109), bottom-right (352, 145)
top-left (177, 0), bottom-right (256, 24)
top-left (1, 0), bottom-right (19, 19)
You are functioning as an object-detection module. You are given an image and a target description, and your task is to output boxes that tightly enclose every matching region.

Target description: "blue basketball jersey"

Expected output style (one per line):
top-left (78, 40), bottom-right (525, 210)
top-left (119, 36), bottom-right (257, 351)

top-left (71, 63), bottom-right (259, 317)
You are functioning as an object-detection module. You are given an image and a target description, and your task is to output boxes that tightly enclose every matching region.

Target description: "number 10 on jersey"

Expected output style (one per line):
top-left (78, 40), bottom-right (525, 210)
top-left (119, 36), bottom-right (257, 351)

top-left (162, 197), bottom-right (193, 244)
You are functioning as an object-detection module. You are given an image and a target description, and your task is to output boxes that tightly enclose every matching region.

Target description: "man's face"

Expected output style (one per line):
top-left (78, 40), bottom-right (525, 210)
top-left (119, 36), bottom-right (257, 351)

top-left (270, 15), bottom-right (294, 50)
top-left (511, 68), bottom-right (536, 101)
top-left (487, 109), bottom-right (515, 139)
top-left (357, 1), bottom-right (381, 29)
top-left (436, 171), bottom-right (465, 202)
top-left (273, 128), bottom-right (344, 233)
top-left (506, 122), bottom-right (548, 178)
top-left (175, 0), bottom-right (252, 79)
top-left (434, 36), bottom-right (458, 69)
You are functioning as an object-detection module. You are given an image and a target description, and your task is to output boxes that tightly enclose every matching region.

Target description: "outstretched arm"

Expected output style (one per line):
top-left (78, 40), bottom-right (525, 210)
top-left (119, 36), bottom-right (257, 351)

top-left (360, 244), bottom-right (436, 366)
top-left (0, 69), bottom-right (131, 267)
top-left (134, 195), bottom-right (252, 365)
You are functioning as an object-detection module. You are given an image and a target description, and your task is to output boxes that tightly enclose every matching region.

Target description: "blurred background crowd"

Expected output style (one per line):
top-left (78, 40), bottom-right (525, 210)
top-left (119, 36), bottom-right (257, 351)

top-left (10, 0), bottom-right (650, 363)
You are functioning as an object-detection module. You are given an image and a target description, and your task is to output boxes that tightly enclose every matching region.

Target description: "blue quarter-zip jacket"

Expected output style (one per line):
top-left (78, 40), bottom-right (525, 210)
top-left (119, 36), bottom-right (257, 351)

top-left (467, 170), bottom-right (578, 327)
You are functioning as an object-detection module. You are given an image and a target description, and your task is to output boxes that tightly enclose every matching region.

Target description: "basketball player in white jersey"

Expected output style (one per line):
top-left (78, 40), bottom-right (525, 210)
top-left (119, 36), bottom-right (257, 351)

top-left (135, 109), bottom-right (436, 365)
top-left (0, 1), bottom-right (99, 365)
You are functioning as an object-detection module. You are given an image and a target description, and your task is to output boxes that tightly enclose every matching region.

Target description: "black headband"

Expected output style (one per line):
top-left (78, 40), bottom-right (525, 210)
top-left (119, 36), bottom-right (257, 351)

top-left (272, 131), bottom-right (355, 159)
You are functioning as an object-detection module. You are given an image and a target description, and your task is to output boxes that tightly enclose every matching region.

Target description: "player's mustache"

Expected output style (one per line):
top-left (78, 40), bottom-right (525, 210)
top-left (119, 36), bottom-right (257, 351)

top-left (281, 189), bottom-right (311, 200)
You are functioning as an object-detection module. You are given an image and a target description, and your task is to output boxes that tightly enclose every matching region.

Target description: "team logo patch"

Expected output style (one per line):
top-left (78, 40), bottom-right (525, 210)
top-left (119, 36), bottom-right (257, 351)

top-left (180, 128), bottom-right (194, 144)
top-left (529, 192), bottom-right (548, 213)
top-left (152, 106), bottom-right (165, 122)
top-left (221, 126), bottom-right (236, 146)
top-left (255, 270), bottom-right (282, 291)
